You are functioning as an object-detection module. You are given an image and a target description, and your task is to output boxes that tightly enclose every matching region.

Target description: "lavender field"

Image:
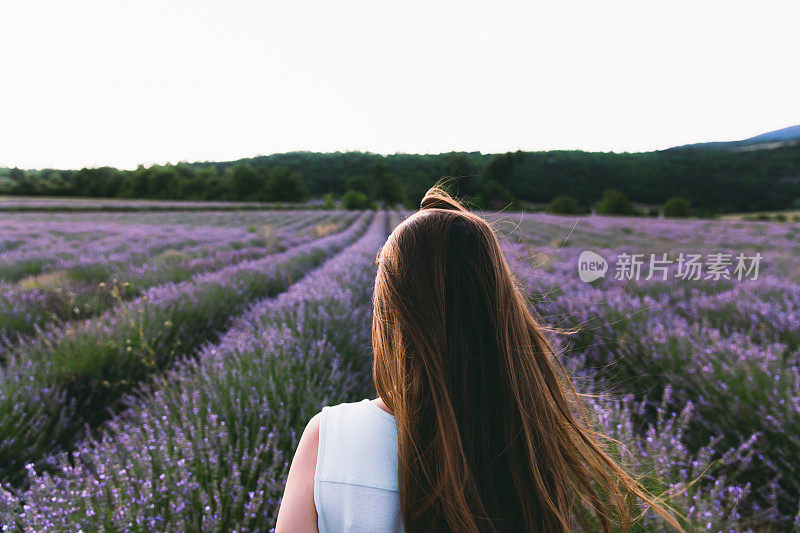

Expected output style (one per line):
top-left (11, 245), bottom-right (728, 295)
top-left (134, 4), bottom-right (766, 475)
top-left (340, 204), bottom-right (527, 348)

top-left (0, 207), bottom-right (798, 531)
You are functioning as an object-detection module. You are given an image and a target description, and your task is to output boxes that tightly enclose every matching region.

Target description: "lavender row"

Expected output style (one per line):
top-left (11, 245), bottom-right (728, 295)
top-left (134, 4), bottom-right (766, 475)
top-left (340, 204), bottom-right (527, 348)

top-left (0, 198), bottom-right (273, 210)
top-left (583, 387), bottom-right (759, 531)
top-left (0, 212), bottom-right (372, 487)
top-left (0, 208), bottom-right (349, 228)
top-left (500, 225), bottom-right (800, 527)
top-left (0, 211), bottom-right (388, 530)
top-left (0, 198), bottom-right (333, 213)
top-left (508, 212), bottom-right (800, 251)
top-left (0, 212), bottom-right (354, 340)
top-left (0, 220), bottom-right (255, 282)
top-left (3, 210), bottom-right (764, 531)
top-left (0, 210), bottom-right (327, 282)
top-left (344, 209), bottom-right (796, 527)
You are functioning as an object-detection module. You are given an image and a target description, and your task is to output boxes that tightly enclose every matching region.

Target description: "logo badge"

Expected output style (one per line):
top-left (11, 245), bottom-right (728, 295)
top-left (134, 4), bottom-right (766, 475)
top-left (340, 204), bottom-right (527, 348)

top-left (578, 250), bottom-right (608, 282)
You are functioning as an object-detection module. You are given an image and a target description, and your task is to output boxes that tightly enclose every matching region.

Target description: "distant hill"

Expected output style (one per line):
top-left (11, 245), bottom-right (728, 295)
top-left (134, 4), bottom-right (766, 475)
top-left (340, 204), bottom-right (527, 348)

top-left (673, 124), bottom-right (800, 151)
top-left (745, 124), bottom-right (800, 143)
top-left (3, 124), bottom-right (800, 214)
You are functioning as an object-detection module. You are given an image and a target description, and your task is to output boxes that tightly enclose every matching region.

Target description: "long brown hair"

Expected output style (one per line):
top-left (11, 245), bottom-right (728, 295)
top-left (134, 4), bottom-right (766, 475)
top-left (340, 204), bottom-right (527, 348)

top-left (372, 188), bottom-right (681, 532)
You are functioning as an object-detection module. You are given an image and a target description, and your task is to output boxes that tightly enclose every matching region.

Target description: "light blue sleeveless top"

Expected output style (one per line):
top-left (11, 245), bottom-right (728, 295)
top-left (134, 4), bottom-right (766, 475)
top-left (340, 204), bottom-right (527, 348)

top-left (314, 399), bottom-right (404, 532)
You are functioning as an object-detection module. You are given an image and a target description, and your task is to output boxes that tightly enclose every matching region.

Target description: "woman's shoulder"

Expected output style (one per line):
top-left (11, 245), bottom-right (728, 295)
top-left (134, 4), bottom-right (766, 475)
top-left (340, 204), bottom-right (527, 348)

top-left (274, 412), bottom-right (321, 531)
top-left (321, 398), bottom-right (395, 424)
top-left (316, 398), bottom-right (398, 492)
top-left (318, 399), bottom-right (397, 450)
top-left (278, 400), bottom-right (398, 531)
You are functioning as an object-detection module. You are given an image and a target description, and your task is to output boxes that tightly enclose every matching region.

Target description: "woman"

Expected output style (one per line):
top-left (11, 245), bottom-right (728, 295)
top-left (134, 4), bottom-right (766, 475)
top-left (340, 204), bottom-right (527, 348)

top-left (276, 188), bottom-right (679, 532)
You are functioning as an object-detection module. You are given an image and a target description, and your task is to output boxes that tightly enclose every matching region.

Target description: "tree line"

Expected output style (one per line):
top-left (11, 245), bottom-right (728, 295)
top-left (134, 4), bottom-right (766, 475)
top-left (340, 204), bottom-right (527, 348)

top-left (1, 145), bottom-right (799, 213)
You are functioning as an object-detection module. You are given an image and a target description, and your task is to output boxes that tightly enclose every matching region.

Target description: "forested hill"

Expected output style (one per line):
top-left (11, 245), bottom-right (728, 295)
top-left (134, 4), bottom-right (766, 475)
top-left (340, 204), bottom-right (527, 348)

top-left (2, 144), bottom-right (800, 214)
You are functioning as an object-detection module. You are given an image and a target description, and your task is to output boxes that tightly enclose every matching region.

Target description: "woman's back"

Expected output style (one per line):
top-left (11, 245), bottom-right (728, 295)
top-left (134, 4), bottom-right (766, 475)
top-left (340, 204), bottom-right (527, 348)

top-left (315, 399), bottom-right (403, 533)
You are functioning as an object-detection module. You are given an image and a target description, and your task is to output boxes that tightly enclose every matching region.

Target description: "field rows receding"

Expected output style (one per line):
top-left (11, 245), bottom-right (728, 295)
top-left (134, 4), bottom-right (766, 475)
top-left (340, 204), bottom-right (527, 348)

top-left (1, 210), bottom-right (390, 530)
top-left (1, 208), bottom-right (798, 530)
top-left (344, 209), bottom-right (800, 528)
top-left (500, 213), bottom-right (800, 528)
top-left (0, 208), bottom-right (339, 228)
top-left (0, 197), bottom-right (306, 212)
top-left (0, 210), bottom-right (359, 285)
top-left (0, 211), bottom-right (357, 339)
top-left (0, 210), bottom-right (372, 487)
top-left (0, 211), bottom-right (318, 276)
top-left (395, 209), bottom-right (800, 527)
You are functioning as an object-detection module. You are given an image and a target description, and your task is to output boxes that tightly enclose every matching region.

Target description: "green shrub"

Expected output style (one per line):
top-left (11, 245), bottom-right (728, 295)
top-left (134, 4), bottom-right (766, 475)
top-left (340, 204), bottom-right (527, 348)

top-left (481, 180), bottom-right (515, 210)
top-left (342, 189), bottom-right (369, 210)
top-left (595, 189), bottom-right (635, 215)
top-left (663, 196), bottom-right (691, 218)
top-left (548, 195), bottom-right (578, 215)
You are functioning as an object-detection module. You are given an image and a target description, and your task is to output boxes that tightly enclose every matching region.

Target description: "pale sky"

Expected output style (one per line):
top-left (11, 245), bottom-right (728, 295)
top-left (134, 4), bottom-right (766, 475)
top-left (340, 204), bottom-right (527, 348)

top-left (1, 0), bottom-right (798, 170)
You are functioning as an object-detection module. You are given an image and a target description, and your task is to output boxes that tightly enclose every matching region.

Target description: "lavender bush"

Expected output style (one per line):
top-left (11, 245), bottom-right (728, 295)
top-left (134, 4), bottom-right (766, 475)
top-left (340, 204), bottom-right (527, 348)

top-left (499, 213), bottom-right (800, 528)
top-left (0, 212), bottom-right (355, 339)
top-left (0, 208), bottom-right (797, 530)
top-left (1, 212), bottom-right (387, 530)
top-left (0, 212), bottom-right (371, 485)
